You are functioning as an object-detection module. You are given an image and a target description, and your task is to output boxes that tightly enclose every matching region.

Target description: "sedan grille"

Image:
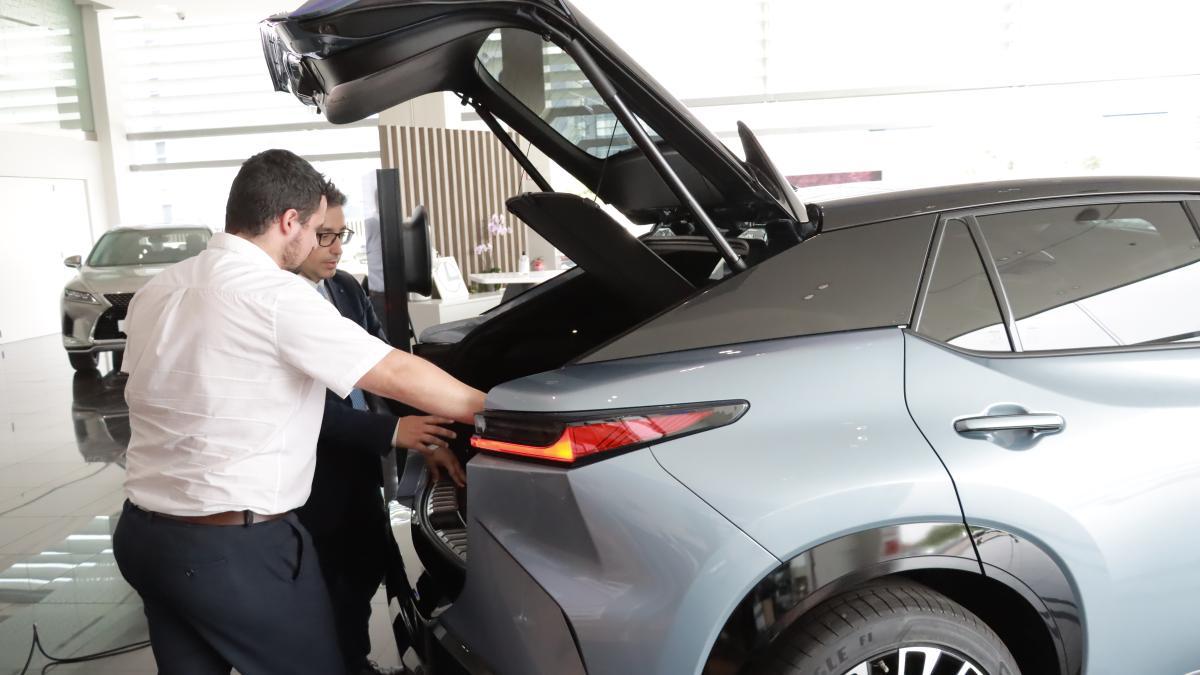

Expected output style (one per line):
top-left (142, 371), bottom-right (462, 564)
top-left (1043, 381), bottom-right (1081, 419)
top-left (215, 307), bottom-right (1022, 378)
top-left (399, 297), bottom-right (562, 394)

top-left (104, 293), bottom-right (134, 311)
top-left (93, 293), bottom-right (134, 340)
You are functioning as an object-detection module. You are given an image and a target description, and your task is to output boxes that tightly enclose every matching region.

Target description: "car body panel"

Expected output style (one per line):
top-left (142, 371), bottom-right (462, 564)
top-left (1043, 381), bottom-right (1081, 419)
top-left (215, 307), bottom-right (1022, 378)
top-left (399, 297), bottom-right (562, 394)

top-left (486, 328), bottom-right (963, 564)
top-left (580, 216), bottom-right (935, 364)
top-left (972, 526), bottom-right (1083, 675)
top-left (904, 332), bottom-right (1200, 674)
top-left (441, 514), bottom-right (588, 675)
top-left (443, 451), bottom-right (779, 675)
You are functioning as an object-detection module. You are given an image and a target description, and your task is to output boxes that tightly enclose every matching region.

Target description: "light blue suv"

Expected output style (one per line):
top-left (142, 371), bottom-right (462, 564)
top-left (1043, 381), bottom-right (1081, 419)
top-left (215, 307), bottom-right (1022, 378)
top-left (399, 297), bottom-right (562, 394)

top-left (263, 2), bottom-right (1200, 673)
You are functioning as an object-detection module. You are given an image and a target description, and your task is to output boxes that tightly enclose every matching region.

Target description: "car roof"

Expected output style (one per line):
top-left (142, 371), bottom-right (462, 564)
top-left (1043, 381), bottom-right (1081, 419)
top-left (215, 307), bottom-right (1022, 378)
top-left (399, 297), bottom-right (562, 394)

top-left (105, 225), bottom-right (212, 233)
top-left (814, 176), bottom-right (1200, 230)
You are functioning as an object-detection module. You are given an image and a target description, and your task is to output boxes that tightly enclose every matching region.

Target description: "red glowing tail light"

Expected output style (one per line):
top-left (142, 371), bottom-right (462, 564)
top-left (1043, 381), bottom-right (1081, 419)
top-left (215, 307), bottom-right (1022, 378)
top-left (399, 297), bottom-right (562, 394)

top-left (470, 402), bottom-right (748, 464)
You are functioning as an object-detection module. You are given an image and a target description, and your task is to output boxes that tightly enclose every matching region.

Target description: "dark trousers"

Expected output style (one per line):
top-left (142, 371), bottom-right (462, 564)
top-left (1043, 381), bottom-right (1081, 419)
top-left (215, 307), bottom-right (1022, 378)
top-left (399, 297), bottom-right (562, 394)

top-left (309, 526), bottom-right (387, 672)
top-left (113, 501), bottom-right (345, 675)
top-left (296, 482), bottom-right (399, 673)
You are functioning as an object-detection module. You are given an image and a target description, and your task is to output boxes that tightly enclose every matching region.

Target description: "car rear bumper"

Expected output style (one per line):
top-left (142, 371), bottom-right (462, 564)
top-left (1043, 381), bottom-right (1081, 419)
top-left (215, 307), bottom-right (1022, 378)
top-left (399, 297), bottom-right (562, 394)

top-left (390, 604), bottom-right (499, 675)
top-left (428, 615), bottom-right (500, 675)
top-left (425, 450), bottom-right (779, 675)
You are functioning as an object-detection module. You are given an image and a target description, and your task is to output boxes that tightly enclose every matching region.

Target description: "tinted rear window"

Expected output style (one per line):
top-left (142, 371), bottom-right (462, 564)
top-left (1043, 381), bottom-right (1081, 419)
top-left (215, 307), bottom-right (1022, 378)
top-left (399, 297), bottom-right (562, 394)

top-left (579, 215), bottom-right (936, 363)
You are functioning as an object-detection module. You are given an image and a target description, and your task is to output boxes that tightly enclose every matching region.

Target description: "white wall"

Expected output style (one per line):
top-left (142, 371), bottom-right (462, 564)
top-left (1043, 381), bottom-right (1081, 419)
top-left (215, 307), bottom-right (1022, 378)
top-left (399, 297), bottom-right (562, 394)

top-left (0, 129), bottom-right (108, 343)
top-left (0, 129), bottom-right (109, 239)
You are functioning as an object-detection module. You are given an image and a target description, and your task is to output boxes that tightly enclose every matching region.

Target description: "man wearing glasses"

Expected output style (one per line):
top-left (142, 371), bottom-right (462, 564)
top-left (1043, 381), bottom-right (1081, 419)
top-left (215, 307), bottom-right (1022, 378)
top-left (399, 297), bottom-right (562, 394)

top-left (294, 182), bottom-right (464, 675)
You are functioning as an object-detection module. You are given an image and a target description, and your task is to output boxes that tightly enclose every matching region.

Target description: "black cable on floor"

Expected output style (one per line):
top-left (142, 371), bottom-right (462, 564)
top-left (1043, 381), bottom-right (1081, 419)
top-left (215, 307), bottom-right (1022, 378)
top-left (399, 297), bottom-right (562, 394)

top-left (18, 623), bottom-right (151, 674)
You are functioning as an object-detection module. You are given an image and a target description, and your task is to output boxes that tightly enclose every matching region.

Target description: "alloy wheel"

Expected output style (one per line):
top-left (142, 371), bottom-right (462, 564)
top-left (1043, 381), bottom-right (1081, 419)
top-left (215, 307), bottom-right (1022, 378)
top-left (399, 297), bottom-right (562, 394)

top-left (844, 646), bottom-right (985, 675)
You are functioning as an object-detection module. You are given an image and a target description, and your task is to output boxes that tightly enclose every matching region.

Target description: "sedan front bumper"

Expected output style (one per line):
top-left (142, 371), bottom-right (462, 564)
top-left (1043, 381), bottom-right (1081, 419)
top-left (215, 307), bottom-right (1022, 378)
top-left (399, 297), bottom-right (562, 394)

top-left (62, 294), bottom-right (129, 352)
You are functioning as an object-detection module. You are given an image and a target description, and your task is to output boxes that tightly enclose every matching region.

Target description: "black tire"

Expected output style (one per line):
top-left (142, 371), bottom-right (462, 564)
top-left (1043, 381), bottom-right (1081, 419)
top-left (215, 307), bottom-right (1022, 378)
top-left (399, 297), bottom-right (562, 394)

top-left (68, 352), bottom-right (99, 372)
top-left (111, 350), bottom-right (124, 372)
top-left (757, 579), bottom-right (1020, 675)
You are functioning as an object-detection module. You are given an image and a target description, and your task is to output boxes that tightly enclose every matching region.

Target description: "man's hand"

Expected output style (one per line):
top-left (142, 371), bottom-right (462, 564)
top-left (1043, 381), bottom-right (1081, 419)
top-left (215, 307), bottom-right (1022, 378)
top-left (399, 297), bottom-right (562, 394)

top-left (420, 445), bottom-right (467, 488)
top-left (392, 415), bottom-right (466, 487)
top-left (392, 415), bottom-right (456, 452)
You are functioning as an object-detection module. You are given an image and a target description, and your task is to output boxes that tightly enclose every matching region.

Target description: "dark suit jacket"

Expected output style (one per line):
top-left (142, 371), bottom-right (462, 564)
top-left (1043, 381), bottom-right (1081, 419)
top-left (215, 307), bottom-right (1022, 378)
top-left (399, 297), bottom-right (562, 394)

top-left (297, 270), bottom-right (399, 538)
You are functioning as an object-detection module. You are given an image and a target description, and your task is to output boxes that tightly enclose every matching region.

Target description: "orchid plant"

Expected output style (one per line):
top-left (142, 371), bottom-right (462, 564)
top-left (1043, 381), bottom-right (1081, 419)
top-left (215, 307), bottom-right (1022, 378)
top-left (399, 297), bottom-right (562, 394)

top-left (473, 213), bottom-right (511, 274)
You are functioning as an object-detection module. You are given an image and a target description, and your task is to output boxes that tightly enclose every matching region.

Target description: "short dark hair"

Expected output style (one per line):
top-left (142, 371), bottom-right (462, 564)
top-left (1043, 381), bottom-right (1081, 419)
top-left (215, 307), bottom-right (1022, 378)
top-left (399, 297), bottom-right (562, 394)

top-left (323, 180), bottom-right (348, 208)
top-left (225, 149), bottom-right (326, 236)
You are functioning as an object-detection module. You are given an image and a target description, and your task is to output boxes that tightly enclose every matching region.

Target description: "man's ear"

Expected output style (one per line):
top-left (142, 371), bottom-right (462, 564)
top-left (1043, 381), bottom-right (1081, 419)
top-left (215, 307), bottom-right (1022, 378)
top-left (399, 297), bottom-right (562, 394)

top-left (279, 208), bottom-right (301, 234)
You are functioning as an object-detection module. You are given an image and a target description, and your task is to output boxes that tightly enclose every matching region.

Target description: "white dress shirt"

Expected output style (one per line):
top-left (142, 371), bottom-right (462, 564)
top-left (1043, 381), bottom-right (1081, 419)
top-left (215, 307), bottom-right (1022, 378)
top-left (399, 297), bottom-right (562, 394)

top-left (121, 232), bottom-right (394, 516)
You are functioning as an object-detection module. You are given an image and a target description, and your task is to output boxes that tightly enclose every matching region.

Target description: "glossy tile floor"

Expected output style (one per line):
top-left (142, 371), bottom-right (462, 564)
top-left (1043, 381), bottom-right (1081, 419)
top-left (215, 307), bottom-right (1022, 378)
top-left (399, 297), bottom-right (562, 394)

top-left (0, 335), bottom-right (400, 674)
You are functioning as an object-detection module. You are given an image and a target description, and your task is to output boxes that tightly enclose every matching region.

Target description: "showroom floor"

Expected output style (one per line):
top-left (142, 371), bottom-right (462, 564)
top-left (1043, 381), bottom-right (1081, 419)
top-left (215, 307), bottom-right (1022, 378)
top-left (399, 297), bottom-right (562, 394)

top-left (0, 335), bottom-right (401, 674)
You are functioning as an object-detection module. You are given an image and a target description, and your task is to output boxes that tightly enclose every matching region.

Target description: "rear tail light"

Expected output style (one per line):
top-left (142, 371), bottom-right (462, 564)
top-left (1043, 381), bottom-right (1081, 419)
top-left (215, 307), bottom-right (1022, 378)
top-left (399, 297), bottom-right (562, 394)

top-left (471, 401), bottom-right (748, 464)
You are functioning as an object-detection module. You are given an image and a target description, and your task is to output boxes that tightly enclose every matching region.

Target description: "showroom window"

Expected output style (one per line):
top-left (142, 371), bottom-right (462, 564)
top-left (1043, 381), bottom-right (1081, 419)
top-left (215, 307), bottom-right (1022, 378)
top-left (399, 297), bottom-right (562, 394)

top-left (979, 201), bottom-right (1200, 350)
top-left (916, 220), bottom-right (1011, 352)
top-left (111, 14), bottom-right (382, 249)
top-left (0, 0), bottom-right (93, 132)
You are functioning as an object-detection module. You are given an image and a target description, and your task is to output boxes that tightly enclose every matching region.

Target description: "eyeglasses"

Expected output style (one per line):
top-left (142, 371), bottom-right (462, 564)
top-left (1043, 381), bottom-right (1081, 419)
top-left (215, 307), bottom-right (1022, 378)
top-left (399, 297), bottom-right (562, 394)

top-left (316, 229), bottom-right (354, 247)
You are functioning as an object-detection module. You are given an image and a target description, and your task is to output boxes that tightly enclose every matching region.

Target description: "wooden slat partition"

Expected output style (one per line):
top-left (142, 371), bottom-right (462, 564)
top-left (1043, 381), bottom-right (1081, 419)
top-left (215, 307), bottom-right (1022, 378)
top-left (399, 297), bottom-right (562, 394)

top-left (379, 125), bottom-right (528, 280)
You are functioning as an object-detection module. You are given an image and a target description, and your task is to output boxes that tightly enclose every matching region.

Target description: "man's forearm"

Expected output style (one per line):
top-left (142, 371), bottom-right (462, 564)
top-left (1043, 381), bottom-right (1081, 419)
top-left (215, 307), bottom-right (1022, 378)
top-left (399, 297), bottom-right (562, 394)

top-left (357, 350), bottom-right (486, 424)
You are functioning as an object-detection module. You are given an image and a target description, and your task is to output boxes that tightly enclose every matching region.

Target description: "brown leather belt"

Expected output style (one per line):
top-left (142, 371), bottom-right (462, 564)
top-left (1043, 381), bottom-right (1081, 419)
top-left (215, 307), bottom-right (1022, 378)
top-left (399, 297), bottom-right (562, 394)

top-left (138, 505), bottom-right (287, 526)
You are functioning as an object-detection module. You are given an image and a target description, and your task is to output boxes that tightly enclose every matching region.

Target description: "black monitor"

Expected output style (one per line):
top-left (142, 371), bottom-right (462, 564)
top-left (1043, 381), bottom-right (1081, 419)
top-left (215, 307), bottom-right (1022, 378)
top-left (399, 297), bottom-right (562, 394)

top-left (376, 168), bottom-right (432, 351)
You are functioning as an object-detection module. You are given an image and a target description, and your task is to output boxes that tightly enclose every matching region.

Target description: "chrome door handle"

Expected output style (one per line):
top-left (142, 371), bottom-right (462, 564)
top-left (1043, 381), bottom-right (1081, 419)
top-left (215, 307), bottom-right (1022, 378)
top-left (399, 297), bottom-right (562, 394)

top-left (954, 413), bottom-right (1064, 434)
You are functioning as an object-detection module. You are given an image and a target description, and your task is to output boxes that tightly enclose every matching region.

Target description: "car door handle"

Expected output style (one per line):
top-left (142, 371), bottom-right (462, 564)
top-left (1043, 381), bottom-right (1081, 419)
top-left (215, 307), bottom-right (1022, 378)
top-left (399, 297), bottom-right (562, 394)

top-left (954, 413), bottom-right (1064, 434)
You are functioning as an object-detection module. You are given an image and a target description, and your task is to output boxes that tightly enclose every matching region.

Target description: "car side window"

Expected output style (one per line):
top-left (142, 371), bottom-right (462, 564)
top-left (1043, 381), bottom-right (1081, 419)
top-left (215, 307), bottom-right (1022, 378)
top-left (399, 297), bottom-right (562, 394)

top-left (978, 202), bottom-right (1200, 350)
top-left (917, 220), bottom-right (1012, 351)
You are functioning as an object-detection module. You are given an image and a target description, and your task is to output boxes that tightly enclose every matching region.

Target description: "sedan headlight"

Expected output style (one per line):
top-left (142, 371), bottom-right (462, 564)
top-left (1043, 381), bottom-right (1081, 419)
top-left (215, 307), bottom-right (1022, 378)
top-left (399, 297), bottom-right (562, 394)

top-left (64, 288), bottom-right (99, 304)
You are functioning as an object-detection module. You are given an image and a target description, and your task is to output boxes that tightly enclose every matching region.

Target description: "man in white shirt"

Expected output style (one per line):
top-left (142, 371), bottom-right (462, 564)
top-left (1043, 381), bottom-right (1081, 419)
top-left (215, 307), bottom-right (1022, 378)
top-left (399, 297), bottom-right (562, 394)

top-left (112, 149), bottom-right (486, 675)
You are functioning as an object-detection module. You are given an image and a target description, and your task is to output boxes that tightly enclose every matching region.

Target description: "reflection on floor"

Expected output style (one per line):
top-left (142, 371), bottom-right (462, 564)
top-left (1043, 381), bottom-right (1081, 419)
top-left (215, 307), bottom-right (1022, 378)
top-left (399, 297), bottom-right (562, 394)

top-left (0, 336), bottom-right (400, 674)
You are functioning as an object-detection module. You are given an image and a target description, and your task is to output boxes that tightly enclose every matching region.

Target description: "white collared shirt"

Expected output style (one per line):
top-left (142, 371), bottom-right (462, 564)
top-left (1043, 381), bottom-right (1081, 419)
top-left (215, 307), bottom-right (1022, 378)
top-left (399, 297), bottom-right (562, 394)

top-left (121, 232), bottom-right (393, 516)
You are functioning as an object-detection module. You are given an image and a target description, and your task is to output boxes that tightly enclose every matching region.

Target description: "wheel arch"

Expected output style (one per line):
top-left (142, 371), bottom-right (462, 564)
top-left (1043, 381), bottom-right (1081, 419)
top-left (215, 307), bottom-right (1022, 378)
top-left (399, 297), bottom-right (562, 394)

top-left (702, 523), bottom-right (1081, 675)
